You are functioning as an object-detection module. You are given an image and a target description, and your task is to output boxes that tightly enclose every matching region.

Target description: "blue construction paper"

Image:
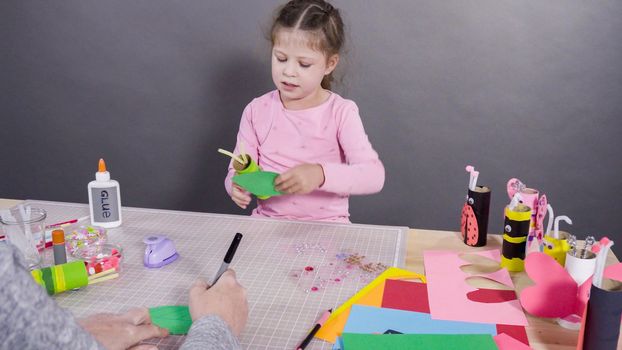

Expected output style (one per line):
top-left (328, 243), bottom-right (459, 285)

top-left (343, 305), bottom-right (497, 336)
top-left (332, 337), bottom-right (344, 350)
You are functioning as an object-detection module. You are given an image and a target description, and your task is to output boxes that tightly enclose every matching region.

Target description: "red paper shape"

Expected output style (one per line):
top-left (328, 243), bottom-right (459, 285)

top-left (496, 324), bottom-right (529, 346)
top-left (467, 288), bottom-right (518, 304)
top-left (382, 279), bottom-right (430, 313)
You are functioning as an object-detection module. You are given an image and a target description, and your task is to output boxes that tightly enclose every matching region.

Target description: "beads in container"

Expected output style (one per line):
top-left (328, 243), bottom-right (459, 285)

top-left (67, 225), bottom-right (107, 256)
top-left (73, 243), bottom-right (123, 277)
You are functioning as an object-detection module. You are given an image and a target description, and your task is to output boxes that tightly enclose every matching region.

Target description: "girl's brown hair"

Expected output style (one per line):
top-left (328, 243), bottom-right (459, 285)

top-left (270, 0), bottom-right (345, 90)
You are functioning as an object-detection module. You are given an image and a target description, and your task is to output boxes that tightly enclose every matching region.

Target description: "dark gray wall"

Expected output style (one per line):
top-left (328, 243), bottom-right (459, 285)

top-left (2, 1), bottom-right (621, 255)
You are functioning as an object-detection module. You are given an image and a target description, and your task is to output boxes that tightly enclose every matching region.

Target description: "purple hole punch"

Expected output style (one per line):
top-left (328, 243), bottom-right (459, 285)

top-left (143, 235), bottom-right (179, 268)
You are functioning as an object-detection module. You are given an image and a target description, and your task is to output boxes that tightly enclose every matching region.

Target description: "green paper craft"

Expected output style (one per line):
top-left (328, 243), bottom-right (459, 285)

top-left (232, 171), bottom-right (282, 197)
top-left (31, 261), bottom-right (89, 295)
top-left (149, 305), bottom-right (192, 335)
top-left (341, 333), bottom-right (498, 350)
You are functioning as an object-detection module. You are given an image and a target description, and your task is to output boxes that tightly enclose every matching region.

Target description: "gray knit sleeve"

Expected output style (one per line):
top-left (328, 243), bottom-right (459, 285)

top-left (0, 243), bottom-right (104, 350)
top-left (180, 314), bottom-right (241, 350)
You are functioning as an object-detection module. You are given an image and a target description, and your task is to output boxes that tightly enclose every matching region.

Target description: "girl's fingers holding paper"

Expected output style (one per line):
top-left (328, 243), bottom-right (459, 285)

top-left (274, 177), bottom-right (297, 193)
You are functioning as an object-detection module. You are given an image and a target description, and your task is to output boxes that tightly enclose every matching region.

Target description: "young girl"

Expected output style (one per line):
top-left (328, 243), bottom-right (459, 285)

top-left (224, 0), bottom-right (384, 223)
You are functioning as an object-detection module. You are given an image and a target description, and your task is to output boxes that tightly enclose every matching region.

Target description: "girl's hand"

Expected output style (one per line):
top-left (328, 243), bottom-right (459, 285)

top-left (231, 183), bottom-right (252, 209)
top-left (275, 164), bottom-right (325, 195)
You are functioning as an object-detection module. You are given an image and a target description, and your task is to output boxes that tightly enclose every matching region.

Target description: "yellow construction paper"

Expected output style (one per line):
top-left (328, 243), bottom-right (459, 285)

top-left (315, 267), bottom-right (425, 343)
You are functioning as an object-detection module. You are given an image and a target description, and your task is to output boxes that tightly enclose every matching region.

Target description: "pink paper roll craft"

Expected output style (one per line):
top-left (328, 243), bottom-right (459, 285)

top-left (461, 166), bottom-right (490, 247)
top-left (506, 178), bottom-right (546, 253)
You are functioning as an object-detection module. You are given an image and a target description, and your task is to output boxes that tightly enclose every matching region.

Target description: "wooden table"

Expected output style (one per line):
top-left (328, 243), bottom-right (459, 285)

top-left (2, 199), bottom-right (619, 349)
top-left (406, 228), bottom-right (620, 350)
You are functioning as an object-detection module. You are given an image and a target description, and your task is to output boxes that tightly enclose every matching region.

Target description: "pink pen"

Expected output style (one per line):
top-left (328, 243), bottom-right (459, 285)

top-left (296, 309), bottom-right (332, 350)
top-left (46, 215), bottom-right (90, 229)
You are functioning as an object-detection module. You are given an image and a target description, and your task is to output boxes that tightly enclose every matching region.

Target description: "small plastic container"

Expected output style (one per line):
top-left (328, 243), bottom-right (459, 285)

top-left (66, 225), bottom-right (107, 256)
top-left (74, 243), bottom-right (123, 276)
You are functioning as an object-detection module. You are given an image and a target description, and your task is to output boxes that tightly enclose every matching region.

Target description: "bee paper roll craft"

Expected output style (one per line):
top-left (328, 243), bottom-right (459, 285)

top-left (461, 166), bottom-right (491, 247)
top-left (501, 194), bottom-right (531, 272)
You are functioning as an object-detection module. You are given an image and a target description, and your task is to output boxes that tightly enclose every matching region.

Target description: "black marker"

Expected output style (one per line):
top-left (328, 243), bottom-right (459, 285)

top-left (296, 309), bottom-right (332, 350)
top-left (211, 232), bottom-right (243, 285)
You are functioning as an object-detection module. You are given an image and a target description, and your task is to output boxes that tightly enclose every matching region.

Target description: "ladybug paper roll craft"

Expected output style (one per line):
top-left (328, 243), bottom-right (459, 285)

top-left (461, 166), bottom-right (491, 247)
top-left (461, 187), bottom-right (491, 247)
top-left (501, 203), bottom-right (531, 272)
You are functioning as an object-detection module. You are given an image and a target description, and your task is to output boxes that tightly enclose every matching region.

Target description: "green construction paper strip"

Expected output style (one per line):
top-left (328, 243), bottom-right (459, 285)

top-left (40, 267), bottom-right (55, 295)
top-left (232, 171), bottom-right (282, 197)
top-left (62, 260), bottom-right (89, 290)
top-left (341, 333), bottom-right (498, 350)
top-left (149, 305), bottom-right (192, 335)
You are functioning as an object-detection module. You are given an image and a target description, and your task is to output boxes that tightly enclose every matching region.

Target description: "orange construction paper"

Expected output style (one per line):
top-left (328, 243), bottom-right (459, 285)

top-left (315, 267), bottom-right (425, 343)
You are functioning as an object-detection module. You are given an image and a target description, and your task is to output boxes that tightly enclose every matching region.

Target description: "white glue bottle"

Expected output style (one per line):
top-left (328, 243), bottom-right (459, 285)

top-left (88, 158), bottom-right (122, 228)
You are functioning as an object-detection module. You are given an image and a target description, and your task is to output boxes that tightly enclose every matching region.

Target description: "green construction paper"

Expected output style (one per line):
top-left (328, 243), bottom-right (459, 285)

top-left (341, 333), bottom-right (498, 350)
top-left (149, 305), bottom-right (192, 335)
top-left (62, 260), bottom-right (89, 290)
top-left (232, 171), bottom-right (282, 197)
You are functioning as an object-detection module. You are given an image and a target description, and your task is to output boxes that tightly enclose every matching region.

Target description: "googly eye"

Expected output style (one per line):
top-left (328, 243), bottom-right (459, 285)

top-left (505, 225), bottom-right (512, 233)
top-left (467, 198), bottom-right (474, 205)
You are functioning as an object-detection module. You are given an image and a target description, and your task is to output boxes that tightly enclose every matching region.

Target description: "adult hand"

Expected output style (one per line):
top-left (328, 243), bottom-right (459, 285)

top-left (231, 183), bottom-right (252, 209)
top-left (274, 164), bottom-right (325, 195)
top-left (188, 270), bottom-right (248, 337)
top-left (78, 307), bottom-right (168, 350)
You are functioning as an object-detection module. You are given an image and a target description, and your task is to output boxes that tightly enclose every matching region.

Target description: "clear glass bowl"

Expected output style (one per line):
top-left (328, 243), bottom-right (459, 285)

top-left (73, 243), bottom-right (123, 276)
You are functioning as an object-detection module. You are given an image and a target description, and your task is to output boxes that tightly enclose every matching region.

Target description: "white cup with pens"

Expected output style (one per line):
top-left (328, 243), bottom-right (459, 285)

top-left (558, 236), bottom-right (597, 329)
top-left (0, 206), bottom-right (47, 270)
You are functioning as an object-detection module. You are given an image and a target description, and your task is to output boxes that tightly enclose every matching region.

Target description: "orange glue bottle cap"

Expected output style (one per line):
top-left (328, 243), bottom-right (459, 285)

top-left (52, 229), bottom-right (65, 245)
top-left (98, 158), bottom-right (107, 172)
top-left (95, 158), bottom-right (111, 181)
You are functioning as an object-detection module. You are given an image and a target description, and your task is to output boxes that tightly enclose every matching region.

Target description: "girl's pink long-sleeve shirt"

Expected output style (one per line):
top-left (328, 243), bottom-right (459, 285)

top-left (225, 90), bottom-right (384, 223)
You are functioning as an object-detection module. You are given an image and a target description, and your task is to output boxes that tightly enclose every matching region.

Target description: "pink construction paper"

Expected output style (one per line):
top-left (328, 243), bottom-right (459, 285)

top-left (494, 333), bottom-right (533, 350)
top-left (424, 249), bottom-right (528, 326)
top-left (521, 254), bottom-right (622, 319)
top-left (520, 253), bottom-right (578, 318)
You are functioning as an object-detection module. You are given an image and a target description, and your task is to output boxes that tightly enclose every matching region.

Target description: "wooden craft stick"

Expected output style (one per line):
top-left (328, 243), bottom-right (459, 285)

top-left (239, 140), bottom-right (248, 164)
top-left (88, 268), bottom-right (117, 280)
top-left (88, 273), bottom-right (119, 285)
top-left (217, 148), bottom-right (244, 165)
